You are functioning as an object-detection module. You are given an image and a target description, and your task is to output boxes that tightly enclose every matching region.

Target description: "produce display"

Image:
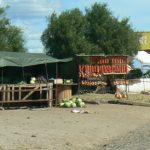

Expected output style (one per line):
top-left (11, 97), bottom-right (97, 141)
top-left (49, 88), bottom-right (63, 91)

top-left (81, 80), bottom-right (107, 86)
top-left (79, 56), bottom-right (128, 94)
top-left (114, 79), bottom-right (129, 85)
top-left (30, 77), bottom-right (36, 84)
top-left (30, 76), bottom-right (47, 84)
top-left (59, 97), bottom-right (85, 108)
top-left (115, 93), bottom-right (127, 99)
top-left (79, 72), bottom-right (102, 78)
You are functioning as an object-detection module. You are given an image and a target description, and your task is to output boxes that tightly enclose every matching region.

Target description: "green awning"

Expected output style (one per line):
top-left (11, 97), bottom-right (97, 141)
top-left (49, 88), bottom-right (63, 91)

top-left (0, 51), bottom-right (72, 67)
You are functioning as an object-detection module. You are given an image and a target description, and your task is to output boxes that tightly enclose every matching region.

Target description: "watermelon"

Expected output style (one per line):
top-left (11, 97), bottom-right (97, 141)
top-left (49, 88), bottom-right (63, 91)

top-left (64, 101), bottom-right (72, 108)
top-left (59, 102), bottom-right (64, 107)
top-left (62, 98), bottom-right (69, 102)
top-left (59, 97), bottom-right (85, 108)
top-left (77, 101), bottom-right (85, 108)
top-left (76, 98), bottom-right (83, 103)
top-left (69, 100), bottom-right (74, 104)
top-left (72, 98), bottom-right (77, 103)
top-left (71, 102), bottom-right (77, 108)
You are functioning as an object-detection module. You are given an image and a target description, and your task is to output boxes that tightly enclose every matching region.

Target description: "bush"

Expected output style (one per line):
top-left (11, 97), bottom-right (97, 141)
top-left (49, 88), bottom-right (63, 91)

top-left (127, 69), bottom-right (142, 79)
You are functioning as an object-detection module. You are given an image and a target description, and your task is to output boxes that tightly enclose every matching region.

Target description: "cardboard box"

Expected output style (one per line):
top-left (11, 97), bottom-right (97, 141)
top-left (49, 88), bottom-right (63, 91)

top-left (54, 79), bottom-right (63, 84)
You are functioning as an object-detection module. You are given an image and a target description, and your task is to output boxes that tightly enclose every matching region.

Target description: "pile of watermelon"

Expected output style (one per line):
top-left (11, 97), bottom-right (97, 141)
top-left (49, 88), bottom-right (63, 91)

top-left (59, 97), bottom-right (85, 108)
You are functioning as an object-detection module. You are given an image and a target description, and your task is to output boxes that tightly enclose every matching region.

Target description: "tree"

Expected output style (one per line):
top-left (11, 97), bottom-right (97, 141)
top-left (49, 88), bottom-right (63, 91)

top-left (0, 7), bottom-right (26, 52)
top-left (41, 3), bottom-right (140, 58)
top-left (86, 3), bottom-right (140, 55)
top-left (42, 9), bottom-right (91, 58)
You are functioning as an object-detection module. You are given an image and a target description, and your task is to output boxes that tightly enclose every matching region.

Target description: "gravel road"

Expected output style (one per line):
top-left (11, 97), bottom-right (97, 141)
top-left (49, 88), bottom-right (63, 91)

top-left (99, 122), bottom-right (150, 150)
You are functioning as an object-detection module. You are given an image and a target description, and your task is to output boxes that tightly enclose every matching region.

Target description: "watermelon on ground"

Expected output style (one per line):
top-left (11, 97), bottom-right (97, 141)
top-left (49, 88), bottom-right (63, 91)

top-left (59, 102), bottom-right (65, 107)
top-left (77, 101), bottom-right (85, 108)
top-left (64, 101), bottom-right (72, 108)
top-left (71, 102), bottom-right (77, 108)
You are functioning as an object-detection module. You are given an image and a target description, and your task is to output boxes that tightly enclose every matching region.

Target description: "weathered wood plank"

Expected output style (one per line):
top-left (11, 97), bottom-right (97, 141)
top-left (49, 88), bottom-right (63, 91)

top-left (22, 86), bottom-right (39, 100)
top-left (7, 86), bottom-right (10, 101)
top-left (19, 85), bottom-right (22, 100)
top-left (48, 86), bottom-right (52, 100)
top-left (12, 85), bottom-right (14, 101)
top-left (3, 86), bottom-right (6, 102)
top-left (0, 83), bottom-right (53, 106)
top-left (0, 99), bottom-right (49, 103)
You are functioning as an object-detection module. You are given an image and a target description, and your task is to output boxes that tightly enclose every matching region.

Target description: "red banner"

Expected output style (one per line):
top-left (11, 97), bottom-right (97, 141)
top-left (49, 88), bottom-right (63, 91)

top-left (79, 65), bottom-right (127, 74)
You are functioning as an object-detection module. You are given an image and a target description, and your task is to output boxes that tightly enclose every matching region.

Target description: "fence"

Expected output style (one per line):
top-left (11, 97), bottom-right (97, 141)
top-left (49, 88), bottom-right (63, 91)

top-left (0, 83), bottom-right (53, 106)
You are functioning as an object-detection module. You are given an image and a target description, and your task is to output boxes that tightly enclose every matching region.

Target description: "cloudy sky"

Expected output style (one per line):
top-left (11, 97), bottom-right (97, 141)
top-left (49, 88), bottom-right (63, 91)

top-left (0, 0), bottom-right (150, 53)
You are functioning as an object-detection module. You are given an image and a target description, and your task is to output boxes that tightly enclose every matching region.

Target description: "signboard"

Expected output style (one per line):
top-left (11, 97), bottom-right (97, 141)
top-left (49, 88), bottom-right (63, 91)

top-left (79, 56), bottom-right (128, 77)
top-left (139, 32), bottom-right (150, 50)
top-left (79, 65), bottom-right (127, 75)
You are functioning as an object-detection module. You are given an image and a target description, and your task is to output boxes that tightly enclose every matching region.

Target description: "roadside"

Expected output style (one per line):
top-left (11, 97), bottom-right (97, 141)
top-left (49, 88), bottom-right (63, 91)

top-left (0, 104), bottom-right (150, 149)
top-left (77, 93), bottom-right (150, 107)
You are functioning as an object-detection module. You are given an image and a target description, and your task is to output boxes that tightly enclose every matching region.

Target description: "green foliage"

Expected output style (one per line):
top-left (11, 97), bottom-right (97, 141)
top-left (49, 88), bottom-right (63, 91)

top-left (0, 7), bottom-right (27, 52)
top-left (86, 3), bottom-right (140, 55)
top-left (42, 9), bottom-right (90, 58)
top-left (41, 2), bottom-right (140, 58)
top-left (127, 68), bottom-right (143, 79)
top-left (144, 70), bottom-right (150, 78)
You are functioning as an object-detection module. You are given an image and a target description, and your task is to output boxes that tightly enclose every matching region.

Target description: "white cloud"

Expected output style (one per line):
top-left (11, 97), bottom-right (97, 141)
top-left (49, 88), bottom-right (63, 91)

top-left (9, 18), bottom-right (45, 52)
top-left (91, 0), bottom-right (150, 31)
top-left (25, 34), bottom-right (44, 53)
top-left (28, 32), bottom-right (42, 40)
top-left (0, 0), bottom-right (5, 6)
top-left (21, 19), bottom-right (46, 53)
top-left (1, 0), bottom-right (61, 53)
top-left (2, 0), bottom-right (61, 19)
top-left (28, 48), bottom-right (44, 53)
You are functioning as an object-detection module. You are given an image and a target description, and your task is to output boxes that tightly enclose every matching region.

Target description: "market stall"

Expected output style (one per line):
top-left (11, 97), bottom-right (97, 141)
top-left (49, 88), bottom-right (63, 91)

top-left (0, 51), bottom-right (72, 107)
top-left (77, 54), bottom-right (129, 94)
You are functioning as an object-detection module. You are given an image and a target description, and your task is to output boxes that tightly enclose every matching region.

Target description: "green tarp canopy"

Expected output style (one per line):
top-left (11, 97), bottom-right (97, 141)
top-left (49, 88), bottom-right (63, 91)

top-left (0, 51), bottom-right (72, 67)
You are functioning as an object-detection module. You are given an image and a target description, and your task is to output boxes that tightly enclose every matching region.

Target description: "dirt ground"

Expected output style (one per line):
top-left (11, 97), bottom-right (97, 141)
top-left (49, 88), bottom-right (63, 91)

top-left (0, 103), bottom-right (150, 150)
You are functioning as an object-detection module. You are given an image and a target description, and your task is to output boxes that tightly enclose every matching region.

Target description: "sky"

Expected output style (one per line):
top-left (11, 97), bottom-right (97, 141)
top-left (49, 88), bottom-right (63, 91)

top-left (0, 0), bottom-right (150, 53)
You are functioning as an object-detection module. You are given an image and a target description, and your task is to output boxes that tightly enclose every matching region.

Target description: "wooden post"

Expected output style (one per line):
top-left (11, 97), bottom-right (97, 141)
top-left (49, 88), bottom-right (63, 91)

top-left (125, 56), bottom-right (128, 100)
top-left (12, 85), bottom-right (14, 101)
top-left (40, 84), bottom-right (42, 99)
top-left (49, 84), bottom-right (53, 107)
top-left (7, 85), bottom-right (10, 101)
top-left (48, 84), bottom-right (51, 99)
top-left (19, 85), bottom-right (22, 100)
top-left (3, 85), bottom-right (6, 102)
top-left (1, 68), bottom-right (3, 84)
top-left (55, 63), bottom-right (58, 105)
